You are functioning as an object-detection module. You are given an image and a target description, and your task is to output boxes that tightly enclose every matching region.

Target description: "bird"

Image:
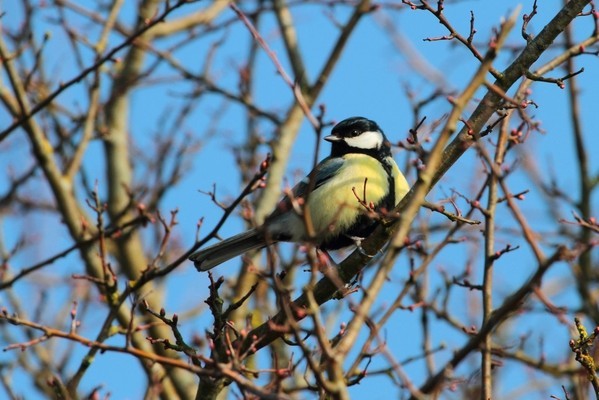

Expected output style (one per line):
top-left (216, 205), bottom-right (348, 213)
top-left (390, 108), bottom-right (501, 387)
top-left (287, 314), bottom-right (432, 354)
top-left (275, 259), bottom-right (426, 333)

top-left (189, 116), bottom-right (410, 271)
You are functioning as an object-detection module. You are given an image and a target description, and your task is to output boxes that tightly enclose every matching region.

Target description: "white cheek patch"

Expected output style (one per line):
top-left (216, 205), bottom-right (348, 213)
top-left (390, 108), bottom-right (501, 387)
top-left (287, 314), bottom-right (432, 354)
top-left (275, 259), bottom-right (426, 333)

top-left (343, 130), bottom-right (383, 150)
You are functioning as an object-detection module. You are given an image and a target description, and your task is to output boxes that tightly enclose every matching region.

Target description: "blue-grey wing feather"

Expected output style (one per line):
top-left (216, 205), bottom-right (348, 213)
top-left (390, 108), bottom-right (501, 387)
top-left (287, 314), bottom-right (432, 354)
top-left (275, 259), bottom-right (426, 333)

top-left (294, 157), bottom-right (345, 197)
top-left (268, 157), bottom-right (345, 219)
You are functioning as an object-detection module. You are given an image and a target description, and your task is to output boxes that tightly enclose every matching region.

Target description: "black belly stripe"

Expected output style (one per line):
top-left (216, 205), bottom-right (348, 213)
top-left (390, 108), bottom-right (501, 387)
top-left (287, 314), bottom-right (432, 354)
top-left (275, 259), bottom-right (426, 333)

top-left (383, 158), bottom-right (396, 208)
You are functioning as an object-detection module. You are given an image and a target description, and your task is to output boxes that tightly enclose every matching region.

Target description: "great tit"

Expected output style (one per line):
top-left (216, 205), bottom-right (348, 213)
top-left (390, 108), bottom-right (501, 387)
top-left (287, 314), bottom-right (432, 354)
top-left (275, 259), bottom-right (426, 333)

top-left (190, 116), bottom-right (409, 271)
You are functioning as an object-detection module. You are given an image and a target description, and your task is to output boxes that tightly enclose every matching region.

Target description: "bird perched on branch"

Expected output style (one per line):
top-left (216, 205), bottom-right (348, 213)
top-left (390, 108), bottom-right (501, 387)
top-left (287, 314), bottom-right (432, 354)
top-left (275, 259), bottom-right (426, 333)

top-left (189, 116), bottom-right (409, 271)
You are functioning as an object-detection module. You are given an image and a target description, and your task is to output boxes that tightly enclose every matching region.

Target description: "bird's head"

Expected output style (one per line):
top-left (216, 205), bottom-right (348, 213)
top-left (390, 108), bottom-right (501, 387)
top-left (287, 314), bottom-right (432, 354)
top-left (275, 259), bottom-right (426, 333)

top-left (324, 117), bottom-right (392, 158)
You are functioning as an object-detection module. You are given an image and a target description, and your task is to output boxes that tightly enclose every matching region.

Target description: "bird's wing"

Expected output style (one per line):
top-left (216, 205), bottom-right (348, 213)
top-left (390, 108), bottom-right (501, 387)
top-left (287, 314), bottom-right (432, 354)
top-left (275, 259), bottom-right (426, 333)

top-left (268, 157), bottom-right (345, 219)
top-left (294, 157), bottom-right (345, 196)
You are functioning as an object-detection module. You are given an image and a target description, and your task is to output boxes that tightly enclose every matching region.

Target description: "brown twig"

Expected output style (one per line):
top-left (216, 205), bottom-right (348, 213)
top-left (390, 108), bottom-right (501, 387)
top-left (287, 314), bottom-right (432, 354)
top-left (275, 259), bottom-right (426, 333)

top-left (0, 0), bottom-right (192, 141)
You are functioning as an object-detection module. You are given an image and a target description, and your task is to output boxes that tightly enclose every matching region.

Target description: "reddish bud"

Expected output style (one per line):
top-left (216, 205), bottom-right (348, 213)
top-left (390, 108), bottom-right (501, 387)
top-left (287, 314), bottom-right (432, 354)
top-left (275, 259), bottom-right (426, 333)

top-left (339, 322), bottom-right (347, 335)
top-left (317, 252), bottom-right (329, 266)
top-left (260, 159), bottom-right (269, 172)
top-left (242, 207), bottom-right (253, 220)
top-left (295, 308), bottom-right (307, 319)
top-left (277, 369), bottom-right (289, 377)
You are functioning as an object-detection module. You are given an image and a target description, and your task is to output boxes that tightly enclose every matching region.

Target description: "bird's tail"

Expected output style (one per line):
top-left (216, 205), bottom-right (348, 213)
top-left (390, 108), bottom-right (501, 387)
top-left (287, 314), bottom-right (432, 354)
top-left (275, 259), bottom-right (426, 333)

top-left (189, 229), bottom-right (267, 271)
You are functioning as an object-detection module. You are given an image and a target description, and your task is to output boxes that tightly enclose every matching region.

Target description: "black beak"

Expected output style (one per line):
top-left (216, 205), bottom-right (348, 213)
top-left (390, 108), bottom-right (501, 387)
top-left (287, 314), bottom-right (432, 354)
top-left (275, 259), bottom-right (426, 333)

top-left (324, 134), bottom-right (342, 142)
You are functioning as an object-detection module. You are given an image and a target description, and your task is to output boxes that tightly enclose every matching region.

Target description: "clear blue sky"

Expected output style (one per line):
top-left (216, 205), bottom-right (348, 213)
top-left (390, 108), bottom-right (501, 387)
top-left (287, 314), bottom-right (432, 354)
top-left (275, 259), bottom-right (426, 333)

top-left (1, 1), bottom-right (598, 398)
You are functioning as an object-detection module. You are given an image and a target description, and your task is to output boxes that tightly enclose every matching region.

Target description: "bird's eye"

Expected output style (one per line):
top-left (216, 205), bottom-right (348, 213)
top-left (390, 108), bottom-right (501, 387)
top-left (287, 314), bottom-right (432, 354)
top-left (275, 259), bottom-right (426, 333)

top-left (351, 129), bottom-right (359, 136)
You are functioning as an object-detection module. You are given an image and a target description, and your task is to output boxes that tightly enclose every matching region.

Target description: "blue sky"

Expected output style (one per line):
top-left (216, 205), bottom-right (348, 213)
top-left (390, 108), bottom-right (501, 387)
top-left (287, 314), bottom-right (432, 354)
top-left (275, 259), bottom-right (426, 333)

top-left (1, 0), bottom-right (598, 398)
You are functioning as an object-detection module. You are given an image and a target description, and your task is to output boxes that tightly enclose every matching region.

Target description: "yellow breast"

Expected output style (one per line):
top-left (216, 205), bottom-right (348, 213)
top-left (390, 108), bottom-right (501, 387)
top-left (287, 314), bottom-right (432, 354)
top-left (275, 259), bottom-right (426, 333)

top-left (389, 156), bottom-right (410, 206)
top-left (306, 154), bottom-right (390, 240)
